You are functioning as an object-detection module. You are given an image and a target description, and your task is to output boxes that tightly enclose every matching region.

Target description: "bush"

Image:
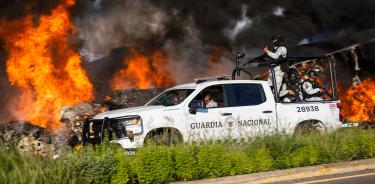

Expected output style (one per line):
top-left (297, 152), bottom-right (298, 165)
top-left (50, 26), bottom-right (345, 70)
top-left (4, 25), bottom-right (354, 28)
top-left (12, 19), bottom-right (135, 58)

top-left (248, 147), bottom-right (274, 172)
top-left (111, 148), bottom-right (133, 184)
top-left (228, 151), bottom-right (253, 175)
top-left (1, 128), bottom-right (375, 183)
top-left (196, 144), bottom-right (233, 178)
top-left (132, 146), bottom-right (175, 183)
top-left (173, 144), bottom-right (199, 181)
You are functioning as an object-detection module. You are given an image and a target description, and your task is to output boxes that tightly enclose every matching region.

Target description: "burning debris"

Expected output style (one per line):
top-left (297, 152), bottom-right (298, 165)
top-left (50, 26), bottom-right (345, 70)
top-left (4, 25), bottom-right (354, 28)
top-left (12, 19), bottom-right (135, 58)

top-left (58, 88), bottom-right (163, 145)
top-left (0, 0), bottom-right (94, 131)
top-left (0, 87), bottom-right (163, 156)
top-left (104, 88), bottom-right (165, 110)
top-left (0, 121), bottom-right (70, 157)
top-left (60, 102), bottom-right (104, 142)
top-left (340, 79), bottom-right (375, 123)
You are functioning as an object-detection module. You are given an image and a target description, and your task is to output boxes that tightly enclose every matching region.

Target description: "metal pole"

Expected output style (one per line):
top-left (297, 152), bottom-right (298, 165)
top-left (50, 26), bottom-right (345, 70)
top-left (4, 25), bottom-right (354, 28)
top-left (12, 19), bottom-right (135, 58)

top-left (328, 56), bottom-right (336, 100)
top-left (270, 66), bottom-right (279, 102)
top-left (332, 56), bottom-right (338, 99)
top-left (236, 57), bottom-right (240, 76)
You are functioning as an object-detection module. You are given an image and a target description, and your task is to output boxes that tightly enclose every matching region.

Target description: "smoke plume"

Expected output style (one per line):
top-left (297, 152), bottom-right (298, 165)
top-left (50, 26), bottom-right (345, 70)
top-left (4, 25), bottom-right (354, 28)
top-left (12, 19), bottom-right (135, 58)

top-left (74, 0), bottom-right (375, 84)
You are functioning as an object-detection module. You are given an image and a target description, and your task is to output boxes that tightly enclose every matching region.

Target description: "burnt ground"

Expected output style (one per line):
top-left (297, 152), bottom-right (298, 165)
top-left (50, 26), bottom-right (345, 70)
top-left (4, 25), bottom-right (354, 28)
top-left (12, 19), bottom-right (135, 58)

top-left (0, 88), bottom-right (165, 156)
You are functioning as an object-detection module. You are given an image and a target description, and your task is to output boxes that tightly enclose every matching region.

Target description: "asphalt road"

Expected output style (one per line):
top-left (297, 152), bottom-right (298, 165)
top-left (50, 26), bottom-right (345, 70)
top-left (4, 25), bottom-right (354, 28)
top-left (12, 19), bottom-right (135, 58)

top-left (175, 159), bottom-right (375, 184)
top-left (277, 169), bottom-right (375, 184)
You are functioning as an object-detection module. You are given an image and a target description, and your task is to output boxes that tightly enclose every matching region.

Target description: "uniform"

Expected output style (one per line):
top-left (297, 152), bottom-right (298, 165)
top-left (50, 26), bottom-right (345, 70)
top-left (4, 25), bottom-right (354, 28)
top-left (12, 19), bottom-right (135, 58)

top-left (279, 80), bottom-right (303, 102)
top-left (266, 45), bottom-right (287, 93)
top-left (302, 79), bottom-right (323, 101)
top-left (279, 68), bottom-right (302, 102)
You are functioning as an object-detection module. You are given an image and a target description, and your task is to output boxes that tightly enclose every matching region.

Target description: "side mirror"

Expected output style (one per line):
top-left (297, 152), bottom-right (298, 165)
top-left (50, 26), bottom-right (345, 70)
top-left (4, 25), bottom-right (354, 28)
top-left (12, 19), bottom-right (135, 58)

top-left (189, 100), bottom-right (204, 114)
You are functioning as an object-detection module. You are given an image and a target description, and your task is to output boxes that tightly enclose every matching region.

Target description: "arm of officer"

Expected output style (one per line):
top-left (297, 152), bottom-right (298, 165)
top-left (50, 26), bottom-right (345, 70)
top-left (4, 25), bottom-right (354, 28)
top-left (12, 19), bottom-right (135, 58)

top-left (208, 101), bottom-right (218, 108)
top-left (279, 84), bottom-right (288, 97)
top-left (302, 82), bottom-right (320, 95)
top-left (266, 47), bottom-right (287, 59)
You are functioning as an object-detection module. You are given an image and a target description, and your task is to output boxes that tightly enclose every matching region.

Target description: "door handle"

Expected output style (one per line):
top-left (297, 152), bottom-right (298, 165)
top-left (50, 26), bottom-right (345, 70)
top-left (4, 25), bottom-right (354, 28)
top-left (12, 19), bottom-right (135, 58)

top-left (221, 113), bottom-right (232, 116)
top-left (262, 110), bottom-right (273, 114)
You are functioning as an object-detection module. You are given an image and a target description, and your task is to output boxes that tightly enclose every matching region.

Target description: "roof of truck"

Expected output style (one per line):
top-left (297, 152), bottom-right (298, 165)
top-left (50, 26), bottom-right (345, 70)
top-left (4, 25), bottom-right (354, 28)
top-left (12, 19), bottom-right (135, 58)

top-left (168, 79), bottom-right (269, 90)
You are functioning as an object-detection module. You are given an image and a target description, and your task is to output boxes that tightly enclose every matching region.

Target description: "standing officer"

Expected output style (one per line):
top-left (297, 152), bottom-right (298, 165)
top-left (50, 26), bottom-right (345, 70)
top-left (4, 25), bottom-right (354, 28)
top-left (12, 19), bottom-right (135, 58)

top-left (263, 35), bottom-right (288, 94)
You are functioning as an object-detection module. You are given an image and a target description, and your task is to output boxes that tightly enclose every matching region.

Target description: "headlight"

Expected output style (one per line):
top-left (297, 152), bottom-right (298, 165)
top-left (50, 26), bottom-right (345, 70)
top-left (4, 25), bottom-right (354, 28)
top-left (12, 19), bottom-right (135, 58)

top-left (120, 118), bottom-right (141, 126)
top-left (111, 116), bottom-right (143, 139)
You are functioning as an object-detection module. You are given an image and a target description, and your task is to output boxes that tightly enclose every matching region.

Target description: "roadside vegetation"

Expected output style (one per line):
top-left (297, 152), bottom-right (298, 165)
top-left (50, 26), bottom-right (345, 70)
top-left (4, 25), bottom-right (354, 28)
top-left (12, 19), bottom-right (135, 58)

top-left (1, 128), bottom-right (375, 184)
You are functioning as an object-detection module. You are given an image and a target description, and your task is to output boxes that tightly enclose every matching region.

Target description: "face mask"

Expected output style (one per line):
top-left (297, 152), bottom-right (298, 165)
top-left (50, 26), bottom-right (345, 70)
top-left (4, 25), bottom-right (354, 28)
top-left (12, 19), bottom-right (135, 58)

top-left (273, 40), bottom-right (280, 47)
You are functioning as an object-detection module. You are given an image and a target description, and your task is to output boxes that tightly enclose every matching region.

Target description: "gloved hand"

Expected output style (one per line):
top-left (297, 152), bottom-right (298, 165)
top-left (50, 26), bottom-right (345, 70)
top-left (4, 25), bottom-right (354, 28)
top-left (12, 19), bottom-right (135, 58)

top-left (263, 47), bottom-right (269, 54)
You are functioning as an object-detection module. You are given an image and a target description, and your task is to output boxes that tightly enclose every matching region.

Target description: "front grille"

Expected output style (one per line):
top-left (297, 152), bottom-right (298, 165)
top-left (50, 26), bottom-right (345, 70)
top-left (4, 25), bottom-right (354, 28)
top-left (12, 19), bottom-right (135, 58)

top-left (82, 118), bottom-right (130, 145)
top-left (82, 119), bottom-right (109, 145)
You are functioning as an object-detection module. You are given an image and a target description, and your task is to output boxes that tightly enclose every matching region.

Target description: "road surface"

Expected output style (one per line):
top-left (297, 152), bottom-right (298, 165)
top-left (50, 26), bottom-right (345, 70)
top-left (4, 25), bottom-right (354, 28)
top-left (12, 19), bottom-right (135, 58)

top-left (174, 158), bottom-right (375, 184)
top-left (277, 169), bottom-right (375, 184)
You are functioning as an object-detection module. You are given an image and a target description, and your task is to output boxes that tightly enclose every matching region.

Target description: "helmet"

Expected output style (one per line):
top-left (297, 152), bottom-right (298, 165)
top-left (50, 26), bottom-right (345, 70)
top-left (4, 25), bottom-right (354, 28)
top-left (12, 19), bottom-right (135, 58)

top-left (306, 70), bottom-right (318, 78)
top-left (271, 34), bottom-right (284, 43)
top-left (288, 68), bottom-right (299, 82)
top-left (288, 68), bottom-right (299, 79)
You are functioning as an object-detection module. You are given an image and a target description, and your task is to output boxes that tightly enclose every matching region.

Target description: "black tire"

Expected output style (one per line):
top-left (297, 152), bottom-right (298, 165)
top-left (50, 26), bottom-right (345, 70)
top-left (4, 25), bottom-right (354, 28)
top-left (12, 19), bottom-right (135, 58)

top-left (294, 120), bottom-right (325, 135)
top-left (144, 128), bottom-right (183, 146)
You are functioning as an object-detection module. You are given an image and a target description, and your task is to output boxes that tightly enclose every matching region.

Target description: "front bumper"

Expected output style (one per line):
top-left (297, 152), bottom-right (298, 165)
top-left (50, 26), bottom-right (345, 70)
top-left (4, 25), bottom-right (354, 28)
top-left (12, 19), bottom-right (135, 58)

top-left (114, 138), bottom-right (140, 150)
top-left (82, 118), bottom-right (143, 149)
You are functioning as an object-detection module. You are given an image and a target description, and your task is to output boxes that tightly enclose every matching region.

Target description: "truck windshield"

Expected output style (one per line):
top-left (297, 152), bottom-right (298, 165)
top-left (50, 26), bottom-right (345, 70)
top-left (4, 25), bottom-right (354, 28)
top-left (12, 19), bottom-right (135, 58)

top-left (147, 89), bottom-right (195, 106)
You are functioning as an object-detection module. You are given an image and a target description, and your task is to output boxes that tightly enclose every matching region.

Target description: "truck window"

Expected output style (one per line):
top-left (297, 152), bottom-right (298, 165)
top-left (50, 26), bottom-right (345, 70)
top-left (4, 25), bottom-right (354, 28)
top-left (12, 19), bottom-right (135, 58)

top-left (190, 85), bottom-right (227, 108)
top-left (147, 89), bottom-right (195, 106)
top-left (228, 84), bottom-right (266, 106)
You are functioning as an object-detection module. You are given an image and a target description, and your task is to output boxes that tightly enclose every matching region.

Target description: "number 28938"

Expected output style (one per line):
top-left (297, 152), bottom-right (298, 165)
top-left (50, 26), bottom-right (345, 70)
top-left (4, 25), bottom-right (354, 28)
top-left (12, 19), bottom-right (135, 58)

top-left (297, 106), bottom-right (319, 112)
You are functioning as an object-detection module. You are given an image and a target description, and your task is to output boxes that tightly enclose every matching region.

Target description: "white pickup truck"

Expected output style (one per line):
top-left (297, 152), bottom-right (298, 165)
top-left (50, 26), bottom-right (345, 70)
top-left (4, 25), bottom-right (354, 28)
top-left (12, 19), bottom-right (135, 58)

top-left (83, 77), bottom-right (342, 150)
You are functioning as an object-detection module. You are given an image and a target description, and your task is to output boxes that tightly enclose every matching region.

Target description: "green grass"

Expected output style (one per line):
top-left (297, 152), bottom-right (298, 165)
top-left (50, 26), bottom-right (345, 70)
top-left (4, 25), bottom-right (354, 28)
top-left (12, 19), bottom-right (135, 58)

top-left (1, 128), bottom-right (375, 184)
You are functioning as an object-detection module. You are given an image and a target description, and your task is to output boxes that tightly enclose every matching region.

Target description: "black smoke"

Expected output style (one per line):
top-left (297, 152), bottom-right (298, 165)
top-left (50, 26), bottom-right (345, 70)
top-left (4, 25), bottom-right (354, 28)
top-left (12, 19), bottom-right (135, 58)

top-left (73, 0), bottom-right (375, 97)
top-left (149, 0), bottom-right (375, 48)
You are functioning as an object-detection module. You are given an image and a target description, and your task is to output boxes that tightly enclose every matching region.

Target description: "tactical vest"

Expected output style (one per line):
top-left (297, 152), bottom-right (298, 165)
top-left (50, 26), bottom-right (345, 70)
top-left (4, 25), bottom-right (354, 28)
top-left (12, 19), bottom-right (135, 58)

top-left (302, 79), bottom-right (323, 98)
top-left (269, 46), bottom-right (288, 72)
top-left (285, 81), bottom-right (302, 101)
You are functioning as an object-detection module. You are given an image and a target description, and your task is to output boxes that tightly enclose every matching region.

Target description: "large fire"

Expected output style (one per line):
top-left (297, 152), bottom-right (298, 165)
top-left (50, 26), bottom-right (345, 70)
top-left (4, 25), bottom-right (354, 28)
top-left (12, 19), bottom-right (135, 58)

top-left (340, 79), bottom-right (375, 123)
top-left (0, 0), bottom-right (94, 130)
top-left (110, 49), bottom-right (175, 90)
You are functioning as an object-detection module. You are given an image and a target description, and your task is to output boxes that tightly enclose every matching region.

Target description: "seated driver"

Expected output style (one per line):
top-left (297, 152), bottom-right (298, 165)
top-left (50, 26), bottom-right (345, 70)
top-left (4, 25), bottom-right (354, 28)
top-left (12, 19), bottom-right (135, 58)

top-left (169, 92), bottom-right (179, 105)
top-left (204, 93), bottom-right (218, 108)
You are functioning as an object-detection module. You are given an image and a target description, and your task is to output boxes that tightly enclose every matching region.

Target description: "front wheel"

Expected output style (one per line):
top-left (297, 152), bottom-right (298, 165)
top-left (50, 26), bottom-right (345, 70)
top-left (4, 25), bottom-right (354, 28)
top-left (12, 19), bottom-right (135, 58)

top-left (144, 128), bottom-right (183, 146)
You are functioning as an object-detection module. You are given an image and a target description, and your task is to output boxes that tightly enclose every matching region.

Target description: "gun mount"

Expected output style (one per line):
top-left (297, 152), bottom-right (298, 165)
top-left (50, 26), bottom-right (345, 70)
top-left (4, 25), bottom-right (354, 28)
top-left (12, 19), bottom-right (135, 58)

top-left (231, 51), bottom-right (337, 102)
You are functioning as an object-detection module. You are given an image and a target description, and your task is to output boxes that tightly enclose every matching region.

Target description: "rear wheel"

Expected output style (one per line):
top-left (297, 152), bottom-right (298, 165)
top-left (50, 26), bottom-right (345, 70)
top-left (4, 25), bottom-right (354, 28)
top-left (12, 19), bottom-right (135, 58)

top-left (144, 128), bottom-right (183, 146)
top-left (294, 120), bottom-right (325, 135)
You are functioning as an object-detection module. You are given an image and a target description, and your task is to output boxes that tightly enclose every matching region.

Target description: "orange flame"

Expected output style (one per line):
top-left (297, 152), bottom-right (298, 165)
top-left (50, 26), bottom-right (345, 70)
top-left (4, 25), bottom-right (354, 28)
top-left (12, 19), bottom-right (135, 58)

top-left (0, 0), bottom-right (94, 130)
top-left (105, 96), bottom-right (112, 101)
top-left (110, 49), bottom-right (175, 90)
top-left (99, 107), bottom-right (108, 113)
top-left (340, 79), bottom-right (375, 123)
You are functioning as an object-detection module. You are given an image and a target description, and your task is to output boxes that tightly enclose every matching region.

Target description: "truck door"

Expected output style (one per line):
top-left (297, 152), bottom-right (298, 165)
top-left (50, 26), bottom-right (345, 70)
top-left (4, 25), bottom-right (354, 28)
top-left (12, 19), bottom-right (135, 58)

top-left (223, 83), bottom-right (277, 139)
top-left (185, 85), bottom-right (230, 141)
